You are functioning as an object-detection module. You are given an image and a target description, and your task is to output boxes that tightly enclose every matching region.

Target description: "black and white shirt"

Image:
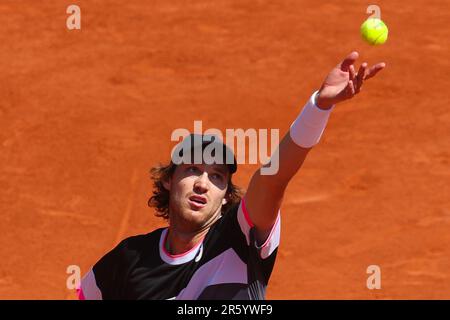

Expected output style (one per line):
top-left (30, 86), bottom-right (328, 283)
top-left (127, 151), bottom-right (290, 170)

top-left (79, 197), bottom-right (281, 300)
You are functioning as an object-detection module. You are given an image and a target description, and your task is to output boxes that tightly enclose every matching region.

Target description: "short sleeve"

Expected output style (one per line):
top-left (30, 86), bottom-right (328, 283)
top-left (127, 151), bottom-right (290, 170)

top-left (79, 240), bottom-right (128, 300)
top-left (236, 196), bottom-right (281, 260)
top-left (78, 268), bottom-right (102, 300)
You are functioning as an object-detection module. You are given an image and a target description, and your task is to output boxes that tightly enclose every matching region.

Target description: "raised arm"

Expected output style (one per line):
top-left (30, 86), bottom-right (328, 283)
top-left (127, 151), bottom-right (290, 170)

top-left (244, 51), bottom-right (386, 243)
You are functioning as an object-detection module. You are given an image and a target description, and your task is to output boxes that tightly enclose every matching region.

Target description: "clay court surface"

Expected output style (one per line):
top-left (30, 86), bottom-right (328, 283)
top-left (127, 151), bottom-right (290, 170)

top-left (0, 0), bottom-right (449, 299)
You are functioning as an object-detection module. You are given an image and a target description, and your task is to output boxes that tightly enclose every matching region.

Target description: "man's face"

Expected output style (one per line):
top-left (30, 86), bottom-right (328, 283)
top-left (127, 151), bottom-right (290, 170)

top-left (163, 163), bottom-right (230, 233)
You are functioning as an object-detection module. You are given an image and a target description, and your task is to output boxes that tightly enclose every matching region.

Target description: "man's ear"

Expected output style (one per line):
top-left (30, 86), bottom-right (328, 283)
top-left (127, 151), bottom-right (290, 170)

top-left (162, 177), bottom-right (171, 191)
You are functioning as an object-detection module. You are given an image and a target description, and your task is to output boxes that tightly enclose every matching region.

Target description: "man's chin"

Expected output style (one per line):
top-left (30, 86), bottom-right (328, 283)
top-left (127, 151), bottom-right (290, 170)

top-left (182, 207), bottom-right (209, 222)
top-left (181, 207), bottom-right (217, 227)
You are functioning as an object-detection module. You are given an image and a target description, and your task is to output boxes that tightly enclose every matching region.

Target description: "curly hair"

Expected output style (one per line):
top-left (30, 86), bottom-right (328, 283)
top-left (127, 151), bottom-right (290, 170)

top-left (148, 162), bottom-right (242, 220)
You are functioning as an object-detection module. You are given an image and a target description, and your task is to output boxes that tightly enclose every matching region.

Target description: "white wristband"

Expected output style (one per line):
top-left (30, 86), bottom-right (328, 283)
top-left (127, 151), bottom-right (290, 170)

top-left (289, 91), bottom-right (335, 148)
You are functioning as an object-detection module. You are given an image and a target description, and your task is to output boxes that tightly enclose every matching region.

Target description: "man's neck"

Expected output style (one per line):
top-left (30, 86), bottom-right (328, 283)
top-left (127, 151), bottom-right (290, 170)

top-left (165, 227), bottom-right (209, 255)
top-left (165, 206), bottom-right (223, 255)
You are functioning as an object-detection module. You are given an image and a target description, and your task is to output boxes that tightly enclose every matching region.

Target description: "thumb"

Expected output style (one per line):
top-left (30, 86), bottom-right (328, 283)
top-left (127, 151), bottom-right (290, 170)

top-left (339, 51), bottom-right (359, 72)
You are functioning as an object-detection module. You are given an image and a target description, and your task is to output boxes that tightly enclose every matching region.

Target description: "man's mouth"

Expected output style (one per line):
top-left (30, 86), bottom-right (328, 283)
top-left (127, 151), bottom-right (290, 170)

top-left (188, 195), bottom-right (207, 209)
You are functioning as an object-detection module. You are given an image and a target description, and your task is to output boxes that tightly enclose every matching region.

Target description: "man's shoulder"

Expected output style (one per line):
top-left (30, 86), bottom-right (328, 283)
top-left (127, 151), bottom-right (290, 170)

top-left (115, 228), bottom-right (165, 257)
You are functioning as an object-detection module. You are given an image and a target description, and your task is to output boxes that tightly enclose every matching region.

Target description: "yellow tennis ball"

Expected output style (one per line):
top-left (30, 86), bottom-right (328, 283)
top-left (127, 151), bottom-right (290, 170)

top-left (360, 18), bottom-right (388, 45)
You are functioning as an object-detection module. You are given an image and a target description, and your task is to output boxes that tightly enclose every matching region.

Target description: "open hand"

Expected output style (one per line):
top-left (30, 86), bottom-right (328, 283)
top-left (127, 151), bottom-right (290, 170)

top-left (316, 51), bottom-right (386, 110)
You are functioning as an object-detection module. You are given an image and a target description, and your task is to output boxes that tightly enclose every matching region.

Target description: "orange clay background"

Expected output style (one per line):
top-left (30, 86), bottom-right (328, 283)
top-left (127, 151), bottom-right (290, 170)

top-left (0, 0), bottom-right (449, 299)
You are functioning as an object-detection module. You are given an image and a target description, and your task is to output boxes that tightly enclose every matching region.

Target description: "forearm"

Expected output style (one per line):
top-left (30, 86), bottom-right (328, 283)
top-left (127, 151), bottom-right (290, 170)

top-left (244, 51), bottom-right (385, 232)
top-left (256, 133), bottom-right (311, 188)
top-left (245, 91), bottom-right (334, 231)
top-left (258, 91), bottom-right (334, 187)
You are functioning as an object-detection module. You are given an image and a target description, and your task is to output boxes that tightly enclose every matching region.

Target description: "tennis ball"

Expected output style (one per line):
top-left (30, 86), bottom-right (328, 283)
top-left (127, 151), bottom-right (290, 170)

top-left (360, 18), bottom-right (388, 45)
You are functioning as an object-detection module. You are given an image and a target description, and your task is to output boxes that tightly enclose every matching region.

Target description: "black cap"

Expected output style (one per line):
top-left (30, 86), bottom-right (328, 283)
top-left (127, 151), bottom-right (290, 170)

top-left (171, 134), bottom-right (237, 174)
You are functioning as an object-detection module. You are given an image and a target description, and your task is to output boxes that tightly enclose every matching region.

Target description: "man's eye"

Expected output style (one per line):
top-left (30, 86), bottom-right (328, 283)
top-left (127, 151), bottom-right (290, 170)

top-left (187, 166), bottom-right (199, 173)
top-left (211, 174), bottom-right (223, 181)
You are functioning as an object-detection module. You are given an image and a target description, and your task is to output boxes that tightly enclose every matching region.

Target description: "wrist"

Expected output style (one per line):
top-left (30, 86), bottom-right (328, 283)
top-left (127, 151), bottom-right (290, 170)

top-left (315, 90), bottom-right (334, 110)
top-left (289, 91), bottom-right (334, 148)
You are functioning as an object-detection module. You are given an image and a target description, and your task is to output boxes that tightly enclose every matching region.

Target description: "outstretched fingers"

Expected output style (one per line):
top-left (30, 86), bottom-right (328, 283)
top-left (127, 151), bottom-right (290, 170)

top-left (339, 51), bottom-right (359, 72)
top-left (355, 62), bottom-right (367, 93)
top-left (345, 80), bottom-right (356, 97)
top-left (349, 64), bottom-right (356, 82)
top-left (364, 62), bottom-right (386, 80)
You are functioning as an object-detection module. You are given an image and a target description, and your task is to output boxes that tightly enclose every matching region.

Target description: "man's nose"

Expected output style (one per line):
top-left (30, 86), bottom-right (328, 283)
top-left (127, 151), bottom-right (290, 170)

top-left (193, 172), bottom-right (209, 193)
